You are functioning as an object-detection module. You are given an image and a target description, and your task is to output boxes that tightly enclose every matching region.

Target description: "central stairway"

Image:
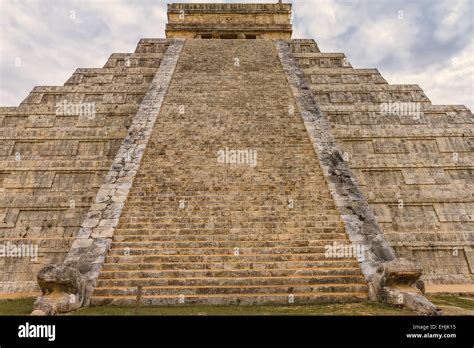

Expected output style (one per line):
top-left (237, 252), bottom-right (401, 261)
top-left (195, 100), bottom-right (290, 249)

top-left (91, 39), bottom-right (368, 306)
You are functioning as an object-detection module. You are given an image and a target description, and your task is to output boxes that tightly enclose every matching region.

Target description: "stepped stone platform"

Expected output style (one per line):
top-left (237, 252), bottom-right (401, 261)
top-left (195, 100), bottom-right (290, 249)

top-left (0, 39), bottom-right (171, 296)
top-left (91, 39), bottom-right (368, 306)
top-left (0, 2), bottom-right (471, 314)
top-left (291, 40), bottom-right (473, 284)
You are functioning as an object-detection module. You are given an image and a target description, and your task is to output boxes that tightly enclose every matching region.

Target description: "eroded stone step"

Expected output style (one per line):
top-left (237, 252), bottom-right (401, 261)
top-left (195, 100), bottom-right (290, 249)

top-left (101, 260), bottom-right (360, 271)
top-left (90, 292), bottom-right (368, 306)
top-left (94, 283), bottom-right (368, 297)
top-left (112, 233), bottom-right (348, 242)
top-left (119, 202), bottom-right (338, 210)
top-left (98, 267), bottom-right (363, 279)
top-left (117, 214), bottom-right (344, 224)
top-left (114, 227), bottom-right (345, 236)
top-left (104, 254), bottom-right (358, 263)
top-left (109, 239), bottom-right (349, 249)
top-left (95, 275), bottom-right (366, 288)
top-left (116, 224), bottom-right (343, 231)
top-left (106, 246), bottom-right (339, 256)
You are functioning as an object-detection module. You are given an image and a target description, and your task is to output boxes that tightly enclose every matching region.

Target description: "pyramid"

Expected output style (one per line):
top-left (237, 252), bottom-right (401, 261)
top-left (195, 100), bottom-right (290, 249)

top-left (0, 3), bottom-right (471, 314)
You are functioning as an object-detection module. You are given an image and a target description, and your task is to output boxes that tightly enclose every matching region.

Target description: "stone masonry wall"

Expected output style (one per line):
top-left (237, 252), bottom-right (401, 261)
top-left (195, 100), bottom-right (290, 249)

top-left (166, 3), bottom-right (292, 39)
top-left (289, 39), bottom-right (474, 284)
top-left (0, 39), bottom-right (172, 295)
top-left (2, 32), bottom-right (471, 303)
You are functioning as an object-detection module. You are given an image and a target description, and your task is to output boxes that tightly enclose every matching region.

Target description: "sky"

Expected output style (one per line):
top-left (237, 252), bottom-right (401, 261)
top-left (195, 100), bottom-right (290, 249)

top-left (0, 0), bottom-right (473, 109)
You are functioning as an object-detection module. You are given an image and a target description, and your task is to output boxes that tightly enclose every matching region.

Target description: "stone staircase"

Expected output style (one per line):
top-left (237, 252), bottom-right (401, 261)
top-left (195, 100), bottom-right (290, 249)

top-left (91, 39), bottom-right (368, 306)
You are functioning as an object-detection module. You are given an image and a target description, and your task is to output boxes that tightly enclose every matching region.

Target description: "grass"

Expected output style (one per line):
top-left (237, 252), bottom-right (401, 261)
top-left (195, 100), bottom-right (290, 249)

top-left (0, 298), bottom-right (416, 316)
top-left (427, 294), bottom-right (474, 314)
top-left (0, 298), bottom-right (36, 315)
top-left (0, 295), bottom-right (472, 316)
top-left (74, 301), bottom-right (416, 316)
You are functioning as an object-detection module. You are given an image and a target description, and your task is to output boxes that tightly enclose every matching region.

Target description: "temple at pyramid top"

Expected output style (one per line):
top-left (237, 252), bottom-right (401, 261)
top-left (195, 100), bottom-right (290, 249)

top-left (165, 2), bottom-right (293, 39)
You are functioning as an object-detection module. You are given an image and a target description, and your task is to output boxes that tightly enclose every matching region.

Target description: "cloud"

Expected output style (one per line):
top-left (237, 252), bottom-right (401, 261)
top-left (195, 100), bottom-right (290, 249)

top-left (0, 0), bottom-right (472, 109)
top-left (386, 38), bottom-right (474, 107)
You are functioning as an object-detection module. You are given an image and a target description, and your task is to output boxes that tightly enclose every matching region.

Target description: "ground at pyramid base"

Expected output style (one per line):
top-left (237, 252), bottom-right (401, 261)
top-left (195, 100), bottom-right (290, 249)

top-left (0, 2), bottom-right (472, 315)
top-left (2, 293), bottom-right (474, 315)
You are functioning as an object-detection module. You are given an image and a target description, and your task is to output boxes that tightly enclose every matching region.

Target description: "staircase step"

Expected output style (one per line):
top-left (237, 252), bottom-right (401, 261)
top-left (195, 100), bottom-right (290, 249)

top-left (109, 239), bottom-right (349, 249)
top-left (90, 292), bottom-right (368, 306)
top-left (104, 253), bottom-right (357, 263)
top-left (112, 233), bottom-right (348, 242)
top-left (101, 260), bottom-right (361, 271)
top-left (98, 267), bottom-right (363, 279)
top-left (96, 275), bottom-right (365, 288)
top-left (93, 283), bottom-right (368, 297)
top-left (114, 227), bottom-right (345, 236)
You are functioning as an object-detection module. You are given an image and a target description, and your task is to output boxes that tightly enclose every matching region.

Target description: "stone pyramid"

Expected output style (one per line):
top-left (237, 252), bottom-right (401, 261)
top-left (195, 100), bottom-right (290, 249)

top-left (0, 3), bottom-right (471, 315)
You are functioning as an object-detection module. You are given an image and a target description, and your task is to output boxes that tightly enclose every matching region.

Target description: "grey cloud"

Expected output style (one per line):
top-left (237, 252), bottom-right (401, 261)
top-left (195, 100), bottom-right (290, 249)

top-left (0, 0), bottom-right (472, 109)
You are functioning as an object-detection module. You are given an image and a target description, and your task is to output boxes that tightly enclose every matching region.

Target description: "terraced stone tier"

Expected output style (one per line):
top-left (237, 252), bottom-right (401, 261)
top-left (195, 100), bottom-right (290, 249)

top-left (91, 39), bottom-right (368, 306)
top-left (289, 39), bottom-right (474, 284)
top-left (0, 39), bottom-right (171, 296)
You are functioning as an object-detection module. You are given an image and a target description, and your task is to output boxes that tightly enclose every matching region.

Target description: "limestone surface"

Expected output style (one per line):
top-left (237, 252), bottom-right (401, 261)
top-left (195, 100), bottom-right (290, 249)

top-left (0, 3), bottom-right (471, 313)
top-left (0, 39), bottom-right (171, 295)
top-left (289, 39), bottom-right (473, 284)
